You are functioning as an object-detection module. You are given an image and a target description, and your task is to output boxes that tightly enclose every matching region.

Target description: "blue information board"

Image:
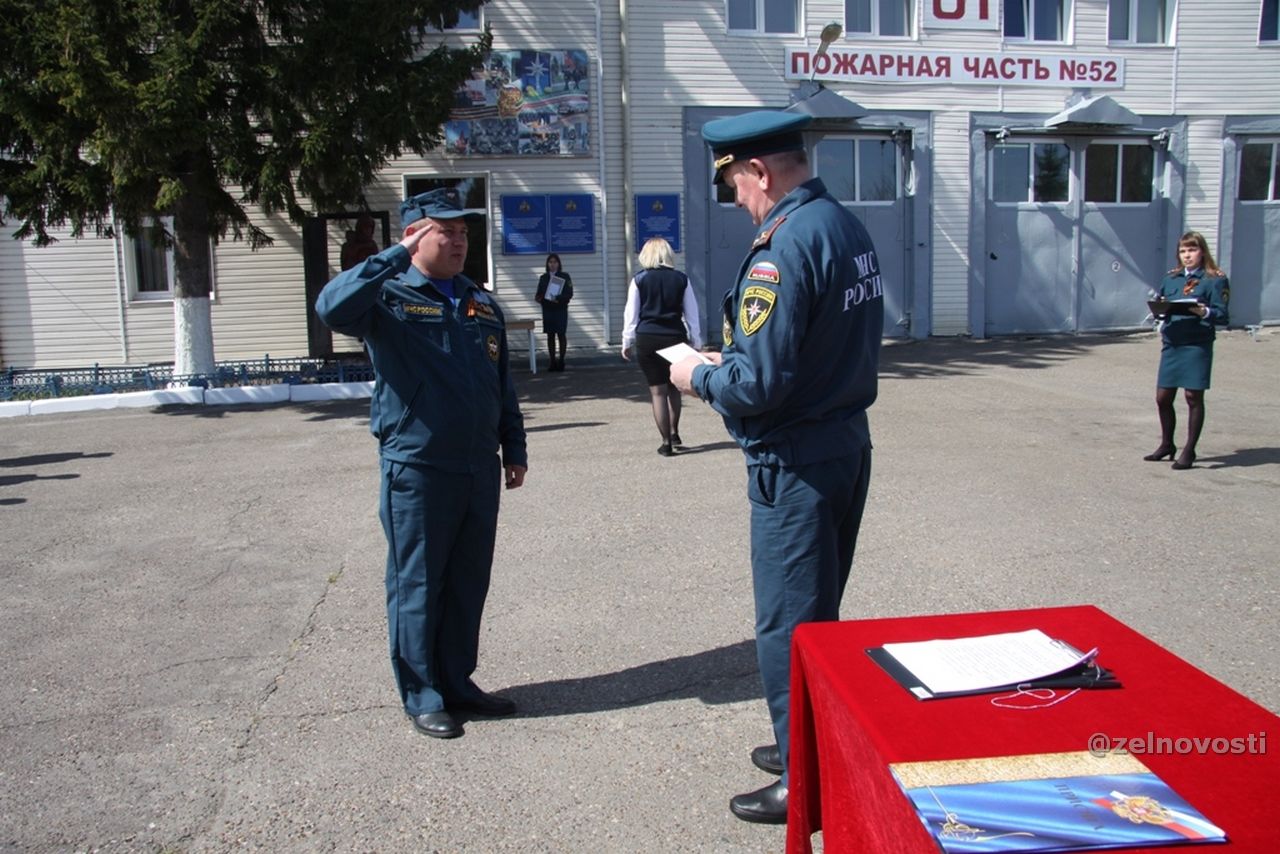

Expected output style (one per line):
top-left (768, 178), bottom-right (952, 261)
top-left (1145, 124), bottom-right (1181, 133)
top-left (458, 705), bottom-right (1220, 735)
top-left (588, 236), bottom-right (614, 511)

top-left (548, 194), bottom-right (596, 254)
top-left (501, 195), bottom-right (549, 255)
top-left (502, 194), bottom-right (596, 255)
top-left (634, 193), bottom-right (681, 253)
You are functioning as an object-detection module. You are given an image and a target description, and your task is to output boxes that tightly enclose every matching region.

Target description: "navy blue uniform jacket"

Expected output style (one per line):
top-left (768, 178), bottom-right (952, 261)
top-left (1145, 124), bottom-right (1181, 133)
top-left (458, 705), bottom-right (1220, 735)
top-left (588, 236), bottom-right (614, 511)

top-left (316, 244), bottom-right (527, 472)
top-left (692, 178), bottom-right (883, 466)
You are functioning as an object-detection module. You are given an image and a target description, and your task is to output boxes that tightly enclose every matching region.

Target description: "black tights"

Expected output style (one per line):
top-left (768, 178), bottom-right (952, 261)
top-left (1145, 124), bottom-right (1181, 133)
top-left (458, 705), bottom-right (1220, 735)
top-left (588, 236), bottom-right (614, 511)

top-left (649, 382), bottom-right (682, 444)
top-left (546, 333), bottom-right (566, 366)
top-left (1154, 387), bottom-right (1205, 454)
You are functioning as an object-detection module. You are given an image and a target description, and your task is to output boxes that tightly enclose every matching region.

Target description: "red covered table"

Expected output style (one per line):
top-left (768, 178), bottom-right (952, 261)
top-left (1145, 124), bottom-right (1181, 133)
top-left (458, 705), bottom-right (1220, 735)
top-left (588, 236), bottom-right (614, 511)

top-left (786, 605), bottom-right (1278, 853)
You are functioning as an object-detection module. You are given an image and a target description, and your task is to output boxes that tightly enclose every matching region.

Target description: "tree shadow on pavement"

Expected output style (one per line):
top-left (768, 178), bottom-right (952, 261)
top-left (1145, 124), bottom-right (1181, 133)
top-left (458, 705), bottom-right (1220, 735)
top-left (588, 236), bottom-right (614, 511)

top-left (494, 639), bottom-right (762, 718)
top-left (880, 333), bottom-right (1146, 380)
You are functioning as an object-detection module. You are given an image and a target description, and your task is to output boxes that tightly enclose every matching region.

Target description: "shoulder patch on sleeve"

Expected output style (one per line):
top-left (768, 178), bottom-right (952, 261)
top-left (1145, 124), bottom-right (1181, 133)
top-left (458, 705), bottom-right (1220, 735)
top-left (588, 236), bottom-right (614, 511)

top-left (751, 215), bottom-right (787, 250)
top-left (739, 285), bottom-right (777, 336)
top-left (746, 261), bottom-right (780, 284)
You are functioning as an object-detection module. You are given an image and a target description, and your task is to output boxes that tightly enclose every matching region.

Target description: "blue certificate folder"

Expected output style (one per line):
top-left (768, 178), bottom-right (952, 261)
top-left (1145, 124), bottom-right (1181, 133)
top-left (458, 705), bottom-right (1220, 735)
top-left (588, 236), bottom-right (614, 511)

top-left (892, 752), bottom-right (1226, 853)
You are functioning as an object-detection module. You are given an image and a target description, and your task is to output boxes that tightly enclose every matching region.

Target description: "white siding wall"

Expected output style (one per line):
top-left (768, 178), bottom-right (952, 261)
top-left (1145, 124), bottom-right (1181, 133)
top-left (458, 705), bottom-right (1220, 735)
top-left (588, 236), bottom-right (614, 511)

top-left (1182, 115), bottom-right (1227, 250)
top-left (0, 227), bottom-right (124, 369)
top-left (5, 0), bottom-right (1279, 368)
top-left (930, 111), bottom-right (973, 335)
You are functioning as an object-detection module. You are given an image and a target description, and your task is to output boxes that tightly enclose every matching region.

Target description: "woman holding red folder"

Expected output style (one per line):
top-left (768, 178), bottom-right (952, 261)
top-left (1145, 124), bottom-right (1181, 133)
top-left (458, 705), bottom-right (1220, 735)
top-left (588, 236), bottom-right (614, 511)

top-left (1144, 231), bottom-right (1230, 470)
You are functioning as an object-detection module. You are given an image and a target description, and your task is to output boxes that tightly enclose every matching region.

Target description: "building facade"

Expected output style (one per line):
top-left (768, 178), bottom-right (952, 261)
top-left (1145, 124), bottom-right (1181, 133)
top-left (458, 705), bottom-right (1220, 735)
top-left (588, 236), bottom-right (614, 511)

top-left (3, 0), bottom-right (1278, 369)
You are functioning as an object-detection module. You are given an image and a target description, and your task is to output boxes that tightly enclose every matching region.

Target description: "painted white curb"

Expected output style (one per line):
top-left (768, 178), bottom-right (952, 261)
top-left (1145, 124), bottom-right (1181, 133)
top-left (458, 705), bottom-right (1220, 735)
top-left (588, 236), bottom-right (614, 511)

top-left (289, 381), bottom-right (374, 402)
top-left (6, 381), bottom-right (373, 418)
top-left (29, 394), bottom-right (120, 415)
top-left (204, 384), bottom-right (292, 405)
top-left (116, 388), bottom-right (206, 408)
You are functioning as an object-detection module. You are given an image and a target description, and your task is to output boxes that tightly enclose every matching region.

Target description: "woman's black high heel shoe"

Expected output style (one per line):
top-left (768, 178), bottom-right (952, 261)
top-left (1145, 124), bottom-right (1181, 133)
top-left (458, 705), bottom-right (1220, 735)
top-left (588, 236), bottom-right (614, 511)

top-left (1143, 444), bottom-right (1176, 461)
top-left (1171, 450), bottom-right (1196, 470)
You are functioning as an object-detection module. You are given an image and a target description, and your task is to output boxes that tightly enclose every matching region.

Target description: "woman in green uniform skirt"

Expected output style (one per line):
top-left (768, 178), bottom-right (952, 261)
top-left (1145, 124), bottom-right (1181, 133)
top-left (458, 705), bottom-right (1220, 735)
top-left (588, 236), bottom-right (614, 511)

top-left (1145, 231), bottom-right (1230, 470)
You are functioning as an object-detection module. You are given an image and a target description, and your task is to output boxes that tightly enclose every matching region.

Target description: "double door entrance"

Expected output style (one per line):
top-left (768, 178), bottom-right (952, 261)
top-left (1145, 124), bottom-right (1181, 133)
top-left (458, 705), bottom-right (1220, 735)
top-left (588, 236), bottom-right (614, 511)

top-left (980, 134), bottom-right (1174, 335)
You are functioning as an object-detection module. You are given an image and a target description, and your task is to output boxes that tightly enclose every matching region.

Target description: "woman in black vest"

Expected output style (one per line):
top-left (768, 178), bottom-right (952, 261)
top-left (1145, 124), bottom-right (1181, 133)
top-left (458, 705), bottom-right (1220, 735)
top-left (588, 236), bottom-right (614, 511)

top-left (621, 238), bottom-right (703, 456)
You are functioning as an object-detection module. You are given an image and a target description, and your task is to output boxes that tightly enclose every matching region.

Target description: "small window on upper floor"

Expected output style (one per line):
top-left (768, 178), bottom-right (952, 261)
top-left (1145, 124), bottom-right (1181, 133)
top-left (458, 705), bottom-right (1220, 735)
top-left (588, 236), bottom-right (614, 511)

top-left (432, 6), bottom-right (482, 31)
top-left (1005, 0), bottom-right (1071, 42)
top-left (1262, 0), bottom-right (1279, 42)
top-left (1108, 0), bottom-right (1173, 45)
top-left (846, 0), bottom-right (913, 38)
top-left (727, 0), bottom-right (799, 35)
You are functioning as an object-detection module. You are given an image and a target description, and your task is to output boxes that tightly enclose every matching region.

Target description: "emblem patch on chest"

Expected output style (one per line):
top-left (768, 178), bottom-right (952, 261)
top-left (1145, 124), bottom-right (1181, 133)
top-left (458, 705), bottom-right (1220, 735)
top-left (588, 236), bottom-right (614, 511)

top-left (486, 334), bottom-right (500, 362)
top-left (747, 261), bottom-right (780, 284)
top-left (739, 285), bottom-right (777, 336)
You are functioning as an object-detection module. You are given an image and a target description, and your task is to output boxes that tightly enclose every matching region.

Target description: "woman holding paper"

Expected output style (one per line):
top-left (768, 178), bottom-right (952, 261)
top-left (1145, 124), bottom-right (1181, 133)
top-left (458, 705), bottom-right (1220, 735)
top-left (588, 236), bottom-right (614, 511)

top-left (1145, 231), bottom-right (1230, 470)
top-left (621, 237), bottom-right (703, 456)
top-left (534, 253), bottom-right (573, 371)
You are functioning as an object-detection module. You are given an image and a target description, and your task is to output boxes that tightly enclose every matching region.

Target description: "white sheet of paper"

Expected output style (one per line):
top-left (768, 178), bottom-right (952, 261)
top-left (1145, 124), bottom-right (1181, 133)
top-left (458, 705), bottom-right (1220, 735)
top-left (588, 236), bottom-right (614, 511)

top-left (657, 343), bottom-right (710, 365)
top-left (881, 629), bottom-right (1096, 696)
top-left (544, 275), bottom-right (565, 301)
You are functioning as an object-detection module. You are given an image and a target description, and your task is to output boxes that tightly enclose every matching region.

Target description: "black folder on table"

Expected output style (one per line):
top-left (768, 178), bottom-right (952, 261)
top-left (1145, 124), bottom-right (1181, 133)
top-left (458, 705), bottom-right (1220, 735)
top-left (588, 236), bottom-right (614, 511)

top-left (1148, 299), bottom-right (1200, 318)
top-left (866, 646), bottom-right (1121, 701)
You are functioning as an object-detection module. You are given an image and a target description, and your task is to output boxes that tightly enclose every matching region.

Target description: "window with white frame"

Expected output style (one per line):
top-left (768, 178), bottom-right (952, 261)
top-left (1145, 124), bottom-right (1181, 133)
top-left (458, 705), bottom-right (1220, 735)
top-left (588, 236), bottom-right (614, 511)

top-left (1108, 0), bottom-right (1172, 44)
top-left (123, 219), bottom-right (173, 300)
top-left (815, 137), bottom-right (899, 202)
top-left (1004, 0), bottom-right (1071, 41)
top-left (1262, 0), bottom-right (1279, 42)
top-left (846, 0), bottom-right (913, 37)
top-left (404, 174), bottom-right (491, 288)
top-left (121, 217), bottom-right (214, 301)
top-left (727, 0), bottom-right (799, 34)
top-left (1085, 141), bottom-right (1155, 203)
top-left (1239, 141), bottom-right (1280, 201)
top-left (991, 141), bottom-right (1070, 203)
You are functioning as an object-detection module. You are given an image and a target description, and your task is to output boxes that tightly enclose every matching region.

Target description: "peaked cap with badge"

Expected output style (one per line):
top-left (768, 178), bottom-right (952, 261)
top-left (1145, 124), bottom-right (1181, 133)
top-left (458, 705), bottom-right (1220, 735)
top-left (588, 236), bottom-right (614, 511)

top-left (701, 111), bottom-right (812, 184)
top-left (400, 187), bottom-right (483, 229)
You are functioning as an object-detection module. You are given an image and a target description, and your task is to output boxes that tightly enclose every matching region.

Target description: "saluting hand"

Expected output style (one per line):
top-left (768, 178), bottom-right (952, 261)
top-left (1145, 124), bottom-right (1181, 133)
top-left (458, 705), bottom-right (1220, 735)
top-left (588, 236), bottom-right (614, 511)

top-left (399, 222), bottom-right (433, 252)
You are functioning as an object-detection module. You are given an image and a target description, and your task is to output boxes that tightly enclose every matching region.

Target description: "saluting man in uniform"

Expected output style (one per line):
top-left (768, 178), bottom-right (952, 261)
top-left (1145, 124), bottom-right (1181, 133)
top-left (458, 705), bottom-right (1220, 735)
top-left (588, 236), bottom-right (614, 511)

top-left (671, 111), bottom-right (884, 824)
top-left (317, 188), bottom-right (528, 740)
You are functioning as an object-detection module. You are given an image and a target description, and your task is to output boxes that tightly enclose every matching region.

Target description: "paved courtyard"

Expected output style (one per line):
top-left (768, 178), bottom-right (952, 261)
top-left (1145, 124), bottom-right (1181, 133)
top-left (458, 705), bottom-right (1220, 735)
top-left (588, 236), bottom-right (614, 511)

top-left (1, 330), bottom-right (1276, 852)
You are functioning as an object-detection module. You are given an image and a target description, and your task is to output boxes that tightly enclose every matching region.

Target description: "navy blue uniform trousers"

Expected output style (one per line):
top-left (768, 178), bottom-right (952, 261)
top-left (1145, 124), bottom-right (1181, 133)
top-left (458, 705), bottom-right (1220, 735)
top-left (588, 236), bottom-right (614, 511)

top-left (380, 456), bottom-right (501, 716)
top-left (748, 446), bottom-right (872, 785)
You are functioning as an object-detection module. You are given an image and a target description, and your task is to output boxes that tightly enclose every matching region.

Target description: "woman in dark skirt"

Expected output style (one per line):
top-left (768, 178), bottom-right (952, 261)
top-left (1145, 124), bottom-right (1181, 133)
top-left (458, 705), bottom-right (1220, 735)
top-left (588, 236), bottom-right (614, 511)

top-left (1145, 231), bottom-right (1230, 470)
top-left (534, 253), bottom-right (573, 371)
top-left (621, 237), bottom-right (703, 456)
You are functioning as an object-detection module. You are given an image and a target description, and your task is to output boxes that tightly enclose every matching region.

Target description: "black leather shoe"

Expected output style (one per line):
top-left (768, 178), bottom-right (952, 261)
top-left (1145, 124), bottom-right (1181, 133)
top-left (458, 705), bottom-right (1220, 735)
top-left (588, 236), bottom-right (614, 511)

top-left (410, 711), bottom-right (462, 739)
top-left (657, 443), bottom-right (674, 457)
top-left (450, 691), bottom-right (517, 717)
top-left (751, 744), bottom-right (784, 775)
top-left (670, 433), bottom-right (685, 448)
top-left (730, 780), bottom-right (788, 824)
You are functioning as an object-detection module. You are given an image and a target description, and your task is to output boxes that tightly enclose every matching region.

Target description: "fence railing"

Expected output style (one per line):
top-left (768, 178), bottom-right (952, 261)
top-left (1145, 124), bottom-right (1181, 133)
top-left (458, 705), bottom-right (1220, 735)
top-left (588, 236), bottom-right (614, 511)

top-left (1, 356), bottom-right (375, 402)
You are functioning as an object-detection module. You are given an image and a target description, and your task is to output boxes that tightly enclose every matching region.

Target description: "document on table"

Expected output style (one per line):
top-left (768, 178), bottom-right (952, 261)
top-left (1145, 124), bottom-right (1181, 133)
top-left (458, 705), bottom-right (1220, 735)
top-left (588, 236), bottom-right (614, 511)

top-left (657, 342), bottom-right (710, 365)
top-left (877, 629), bottom-right (1098, 698)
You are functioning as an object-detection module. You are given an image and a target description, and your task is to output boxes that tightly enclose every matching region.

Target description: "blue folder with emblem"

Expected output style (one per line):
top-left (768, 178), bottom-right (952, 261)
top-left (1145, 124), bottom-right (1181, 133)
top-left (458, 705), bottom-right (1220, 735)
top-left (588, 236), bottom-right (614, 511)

top-left (891, 751), bottom-right (1225, 852)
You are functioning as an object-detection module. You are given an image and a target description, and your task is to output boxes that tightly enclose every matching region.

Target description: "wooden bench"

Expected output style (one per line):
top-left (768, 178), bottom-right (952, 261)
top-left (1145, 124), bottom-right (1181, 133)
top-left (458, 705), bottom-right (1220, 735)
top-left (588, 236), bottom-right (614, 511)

top-left (506, 319), bottom-right (538, 373)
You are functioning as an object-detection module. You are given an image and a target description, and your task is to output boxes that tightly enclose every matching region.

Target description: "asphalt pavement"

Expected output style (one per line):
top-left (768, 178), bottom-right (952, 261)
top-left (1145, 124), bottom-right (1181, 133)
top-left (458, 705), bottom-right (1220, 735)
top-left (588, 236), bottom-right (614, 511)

top-left (1, 330), bottom-right (1277, 853)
